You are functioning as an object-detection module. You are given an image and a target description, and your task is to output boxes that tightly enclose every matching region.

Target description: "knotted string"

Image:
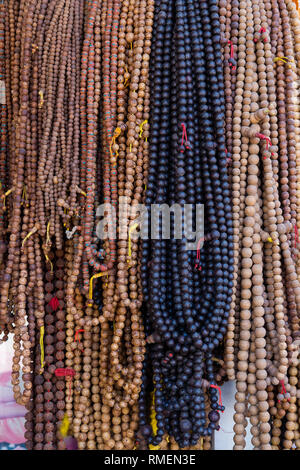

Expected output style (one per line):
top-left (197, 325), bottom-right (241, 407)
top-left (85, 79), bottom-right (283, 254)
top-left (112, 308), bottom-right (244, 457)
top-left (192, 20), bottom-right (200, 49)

top-left (255, 133), bottom-right (274, 158)
top-left (21, 185), bottom-right (28, 206)
top-left (254, 27), bottom-right (267, 43)
top-left (278, 379), bottom-right (290, 403)
top-left (75, 329), bottom-right (85, 343)
top-left (1, 187), bottom-right (13, 210)
top-left (88, 271), bottom-right (110, 306)
top-left (123, 66), bottom-right (129, 87)
top-left (21, 225), bottom-right (39, 250)
top-left (180, 123), bottom-right (190, 152)
top-left (195, 236), bottom-right (205, 271)
top-left (75, 329), bottom-right (85, 352)
top-left (38, 90), bottom-right (44, 108)
top-left (43, 249), bottom-right (53, 273)
top-left (139, 119), bottom-right (148, 138)
top-left (210, 384), bottom-right (224, 412)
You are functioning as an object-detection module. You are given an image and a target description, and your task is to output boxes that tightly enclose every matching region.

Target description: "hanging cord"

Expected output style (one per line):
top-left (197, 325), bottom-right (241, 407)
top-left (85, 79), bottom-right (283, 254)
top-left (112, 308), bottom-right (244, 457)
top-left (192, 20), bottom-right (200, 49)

top-left (88, 271), bottom-right (111, 306)
top-left (127, 222), bottom-right (139, 260)
top-left (39, 326), bottom-right (45, 374)
top-left (254, 27), bottom-right (267, 43)
top-left (139, 119), bottom-right (148, 138)
top-left (180, 123), bottom-right (190, 152)
top-left (228, 40), bottom-right (236, 70)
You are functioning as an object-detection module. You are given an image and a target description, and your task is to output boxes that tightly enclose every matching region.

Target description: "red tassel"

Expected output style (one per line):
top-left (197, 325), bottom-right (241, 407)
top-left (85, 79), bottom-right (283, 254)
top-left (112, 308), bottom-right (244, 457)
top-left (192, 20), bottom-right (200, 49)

top-left (75, 329), bottom-right (85, 343)
top-left (48, 296), bottom-right (60, 311)
top-left (195, 236), bottom-right (205, 271)
top-left (228, 40), bottom-right (236, 71)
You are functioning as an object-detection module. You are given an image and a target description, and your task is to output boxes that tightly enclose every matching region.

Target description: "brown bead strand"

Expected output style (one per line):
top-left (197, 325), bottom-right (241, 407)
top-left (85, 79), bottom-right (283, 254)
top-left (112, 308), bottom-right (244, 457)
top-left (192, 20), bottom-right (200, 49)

top-left (0, 0), bottom-right (36, 334)
top-left (224, 0), bottom-right (249, 381)
top-left (286, 2), bottom-right (300, 281)
top-left (64, 240), bottom-right (76, 431)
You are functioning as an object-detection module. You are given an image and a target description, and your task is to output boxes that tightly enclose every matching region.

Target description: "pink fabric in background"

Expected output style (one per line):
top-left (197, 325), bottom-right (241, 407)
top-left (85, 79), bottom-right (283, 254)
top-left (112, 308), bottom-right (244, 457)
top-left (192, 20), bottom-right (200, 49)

top-left (0, 336), bottom-right (26, 444)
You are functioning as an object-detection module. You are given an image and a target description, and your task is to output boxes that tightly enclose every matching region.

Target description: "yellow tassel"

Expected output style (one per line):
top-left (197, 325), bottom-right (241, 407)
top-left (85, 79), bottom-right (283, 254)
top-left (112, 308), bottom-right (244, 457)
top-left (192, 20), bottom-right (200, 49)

top-left (62, 207), bottom-right (71, 230)
top-left (200, 437), bottom-right (204, 450)
top-left (130, 42), bottom-right (133, 50)
top-left (150, 390), bottom-right (158, 435)
top-left (110, 127), bottom-right (121, 159)
top-left (46, 221), bottom-right (51, 245)
top-left (21, 226), bottom-right (39, 250)
top-left (267, 236), bottom-right (273, 243)
top-left (76, 186), bottom-right (87, 197)
top-left (39, 90), bottom-right (44, 108)
top-left (149, 444), bottom-right (161, 450)
top-left (274, 56), bottom-right (288, 63)
top-left (44, 250), bottom-right (53, 273)
top-left (59, 413), bottom-right (70, 438)
top-left (88, 272), bottom-right (110, 305)
top-left (21, 185), bottom-right (27, 206)
top-left (274, 56), bottom-right (294, 68)
top-left (139, 119), bottom-right (148, 138)
top-left (129, 143), bottom-right (132, 153)
top-left (3, 188), bottom-right (13, 198)
top-left (1, 188), bottom-right (13, 209)
top-left (128, 222), bottom-right (139, 258)
top-left (148, 388), bottom-right (161, 450)
top-left (123, 66), bottom-right (129, 87)
top-left (39, 326), bottom-right (45, 373)
top-left (32, 44), bottom-right (38, 54)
